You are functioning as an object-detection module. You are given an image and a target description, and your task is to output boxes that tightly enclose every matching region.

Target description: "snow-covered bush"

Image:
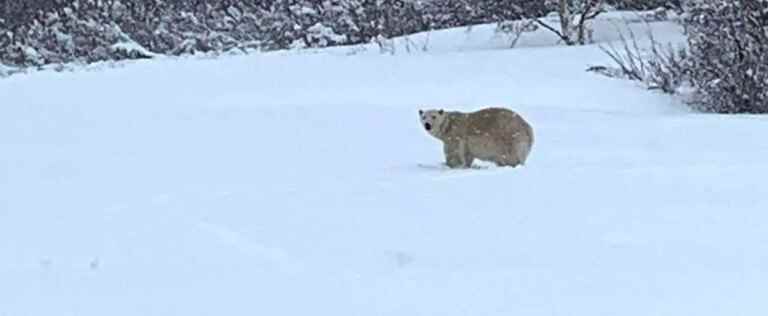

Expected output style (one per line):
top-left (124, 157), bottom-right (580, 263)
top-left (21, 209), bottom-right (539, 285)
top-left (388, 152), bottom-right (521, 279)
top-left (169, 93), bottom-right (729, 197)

top-left (0, 0), bottom-right (562, 71)
top-left (600, 0), bottom-right (768, 114)
top-left (420, 0), bottom-right (547, 29)
top-left (684, 0), bottom-right (768, 113)
top-left (607, 0), bottom-right (681, 10)
top-left (0, 0), bottom-right (154, 67)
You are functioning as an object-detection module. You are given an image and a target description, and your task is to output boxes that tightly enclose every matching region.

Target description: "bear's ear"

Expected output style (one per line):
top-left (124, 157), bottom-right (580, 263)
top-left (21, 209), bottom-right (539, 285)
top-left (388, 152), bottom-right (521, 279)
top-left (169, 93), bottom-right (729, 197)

top-left (438, 109), bottom-right (444, 115)
top-left (419, 109), bottom-right (423, 115)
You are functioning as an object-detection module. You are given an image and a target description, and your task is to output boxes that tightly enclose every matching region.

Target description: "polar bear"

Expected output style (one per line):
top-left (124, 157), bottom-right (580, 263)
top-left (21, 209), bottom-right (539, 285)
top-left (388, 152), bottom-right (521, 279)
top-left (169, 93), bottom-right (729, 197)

top-left (419, 107), bottom-right (534, 168)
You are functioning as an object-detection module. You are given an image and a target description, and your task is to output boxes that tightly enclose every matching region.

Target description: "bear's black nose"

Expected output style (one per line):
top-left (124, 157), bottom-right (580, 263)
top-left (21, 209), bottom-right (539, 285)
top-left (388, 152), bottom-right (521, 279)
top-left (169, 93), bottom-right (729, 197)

top-left (424, 123), bottom-right (432, 131)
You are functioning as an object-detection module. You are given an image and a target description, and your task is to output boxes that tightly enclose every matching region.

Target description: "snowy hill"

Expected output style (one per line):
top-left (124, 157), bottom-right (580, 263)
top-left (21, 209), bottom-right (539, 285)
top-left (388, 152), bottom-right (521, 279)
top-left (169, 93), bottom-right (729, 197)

top-left (3, 15), bottom-right (768, 316)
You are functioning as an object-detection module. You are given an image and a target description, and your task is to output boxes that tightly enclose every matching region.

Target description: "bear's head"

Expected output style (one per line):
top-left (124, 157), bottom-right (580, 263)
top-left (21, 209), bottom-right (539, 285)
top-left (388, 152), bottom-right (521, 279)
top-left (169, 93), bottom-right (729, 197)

top-left (419, 109), bottom-right (446, 138)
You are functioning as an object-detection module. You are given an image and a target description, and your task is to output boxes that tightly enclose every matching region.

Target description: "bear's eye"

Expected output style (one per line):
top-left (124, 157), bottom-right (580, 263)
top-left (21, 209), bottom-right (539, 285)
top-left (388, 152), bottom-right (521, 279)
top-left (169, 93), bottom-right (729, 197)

top-left (431, 116), bottom-right (436, 120)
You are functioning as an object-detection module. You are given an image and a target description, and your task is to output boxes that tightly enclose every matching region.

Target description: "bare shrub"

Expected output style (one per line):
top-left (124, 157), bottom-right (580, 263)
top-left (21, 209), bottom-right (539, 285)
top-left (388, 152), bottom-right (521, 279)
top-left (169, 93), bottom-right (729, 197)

top-left (597, 26), bottom-right (688, 94)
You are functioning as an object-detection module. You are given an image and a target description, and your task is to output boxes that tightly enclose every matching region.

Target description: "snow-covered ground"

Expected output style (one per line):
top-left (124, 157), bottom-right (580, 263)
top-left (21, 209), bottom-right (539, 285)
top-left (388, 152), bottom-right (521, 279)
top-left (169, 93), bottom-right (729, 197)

top-left (3, 15), bottom-right (768, 316)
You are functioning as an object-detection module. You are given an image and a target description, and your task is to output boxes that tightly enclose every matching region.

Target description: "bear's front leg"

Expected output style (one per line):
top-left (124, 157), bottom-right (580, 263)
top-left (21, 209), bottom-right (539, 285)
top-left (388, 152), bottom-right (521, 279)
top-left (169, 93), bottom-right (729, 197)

top-left (462, 145), bottom-right (475, 168)
top-left (445, 153), bottom-right (463, 168)
top-left (444, 140), bottom-right (469, 168)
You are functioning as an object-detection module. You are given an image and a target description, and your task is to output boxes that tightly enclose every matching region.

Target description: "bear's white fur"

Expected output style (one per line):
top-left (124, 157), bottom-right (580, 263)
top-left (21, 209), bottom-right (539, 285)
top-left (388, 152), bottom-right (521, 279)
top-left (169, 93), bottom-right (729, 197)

top-left (419, 107), bottom-right (534, 168)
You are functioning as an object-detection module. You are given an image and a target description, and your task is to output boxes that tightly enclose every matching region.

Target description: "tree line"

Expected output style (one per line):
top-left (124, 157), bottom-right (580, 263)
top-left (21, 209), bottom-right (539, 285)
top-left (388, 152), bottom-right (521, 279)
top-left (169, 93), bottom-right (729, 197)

top-left (0, 0), bottom-right (671, 67)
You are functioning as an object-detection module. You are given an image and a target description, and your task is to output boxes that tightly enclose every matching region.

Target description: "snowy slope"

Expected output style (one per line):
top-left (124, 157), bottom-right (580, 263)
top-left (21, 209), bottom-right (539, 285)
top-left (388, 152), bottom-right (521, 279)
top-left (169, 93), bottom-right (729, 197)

top-left (3, 16), bottom-right (768, 316)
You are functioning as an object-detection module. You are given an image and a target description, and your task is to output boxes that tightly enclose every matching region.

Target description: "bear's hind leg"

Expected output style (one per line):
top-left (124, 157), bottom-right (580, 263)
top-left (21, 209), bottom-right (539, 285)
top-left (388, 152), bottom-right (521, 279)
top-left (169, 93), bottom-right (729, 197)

top-left (495, 160), bottom-right (520, 168)
top-left (514, 140), bottom-right (531, 166)
top-left (495, 153), bottom-right (521, 168)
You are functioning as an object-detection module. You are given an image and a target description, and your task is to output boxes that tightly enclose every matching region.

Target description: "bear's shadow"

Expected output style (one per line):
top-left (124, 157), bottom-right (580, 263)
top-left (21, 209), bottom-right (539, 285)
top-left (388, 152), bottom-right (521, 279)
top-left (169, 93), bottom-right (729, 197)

top-left (416, 162), bottom-right (494, 171)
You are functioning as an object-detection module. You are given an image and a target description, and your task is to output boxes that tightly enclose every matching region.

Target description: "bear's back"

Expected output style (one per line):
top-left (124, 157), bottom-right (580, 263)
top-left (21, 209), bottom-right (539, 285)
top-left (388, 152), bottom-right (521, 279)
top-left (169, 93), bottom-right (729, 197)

top-left (466, 107), bottom-right (524, 133)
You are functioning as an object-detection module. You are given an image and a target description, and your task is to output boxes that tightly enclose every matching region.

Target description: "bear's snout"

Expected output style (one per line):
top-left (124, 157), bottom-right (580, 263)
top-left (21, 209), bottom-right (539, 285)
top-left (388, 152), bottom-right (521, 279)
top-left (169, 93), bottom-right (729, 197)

top-left (424, 123), bottom-right (432, 131)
